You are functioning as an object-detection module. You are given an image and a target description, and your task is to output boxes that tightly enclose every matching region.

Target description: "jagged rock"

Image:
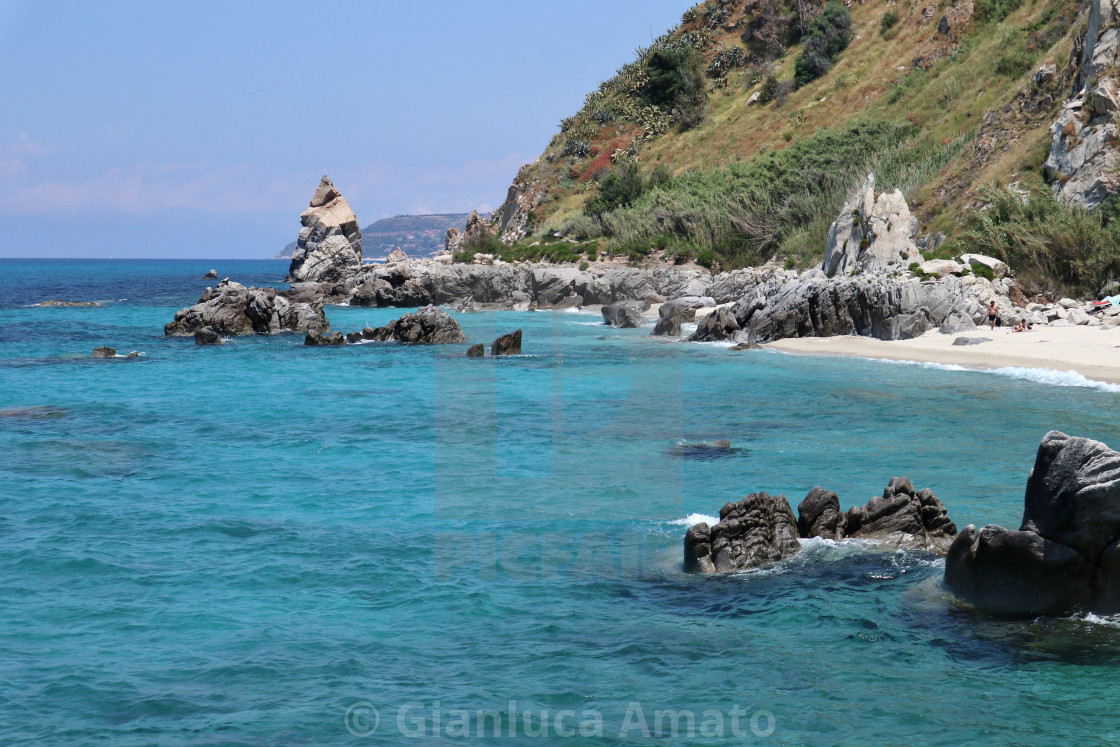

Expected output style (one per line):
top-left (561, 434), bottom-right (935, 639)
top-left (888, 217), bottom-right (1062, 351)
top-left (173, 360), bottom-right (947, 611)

top-left (194, 327), bottom-right (222, 345)
top-left (363, 305), bottom-right (466, 344)
top-left (165, 279), bottom-right (329, 336)
top-left (287, 175), bottom-right (362, 282)
top-left (653, 300), bottom-right (694, 336)
top-left (492, 179), bottom-right (544, 245)
top-left (386, 248), bottom-right (408, 264)
top-left (491, 329), bottom-right (522, 355)
top-left (92, 346), bottom-right (116, 358)
top-left (691, 307), bottom-right (740, 341)
top-left (683, 492), bottom-right (802, 573)
top-left (918, 259), bottom-right (964, 278)
top-left (203, 269), bottom-right (218, 279)
top-left (797, 487), bottom-right (847, 540)
top-left (445, 227), bottom-right (462, 254)
top-left (959, 253), bottom-right (1010, 277)
top-left (844, 477), bottom-right (957, 553)
top-left (952, 336), bottom-right (991, 345)
top-left (939, 309), bottom-right (977, 334)
top-left (466, 343), bottom-right (485, 357)
top-left (821, 174), bottom-right (923, 277)
top-left (602, 301), bottom-right (643, 328)
top-left (305, 330), bottom-right (346, 346)
top-left (945, 431), bottom-right (1120, 616)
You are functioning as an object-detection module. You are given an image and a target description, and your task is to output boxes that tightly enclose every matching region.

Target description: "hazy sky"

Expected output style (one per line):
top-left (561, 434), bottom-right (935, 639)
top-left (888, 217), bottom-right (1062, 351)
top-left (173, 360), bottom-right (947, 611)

top-left (0, 0), bottom-right (690, 258)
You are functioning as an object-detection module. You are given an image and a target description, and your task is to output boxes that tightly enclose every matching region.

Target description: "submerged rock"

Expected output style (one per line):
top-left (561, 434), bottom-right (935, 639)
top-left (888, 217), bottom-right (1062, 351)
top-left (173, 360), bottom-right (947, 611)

top-left (945, 431), bottom-right (1120, 616)
top-left (287, 175), bottom-right (363, 282)
top-left (491, 329), bottom-right (522, 355)
top-left (362, 305), bottom-right (466, 344)
top-left (35, 299), bottom-right (101, 308)
top-left (684, 492), bottom-right (802, 573)
top-left (92, 346), bottom-right (116, 358)
top-left (667, 440), bottom-right (741, 459)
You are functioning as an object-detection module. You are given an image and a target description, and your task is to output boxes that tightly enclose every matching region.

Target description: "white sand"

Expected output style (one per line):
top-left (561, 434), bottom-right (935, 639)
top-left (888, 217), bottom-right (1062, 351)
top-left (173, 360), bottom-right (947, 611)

top-left (767, 325), bottom-right (1120, 385)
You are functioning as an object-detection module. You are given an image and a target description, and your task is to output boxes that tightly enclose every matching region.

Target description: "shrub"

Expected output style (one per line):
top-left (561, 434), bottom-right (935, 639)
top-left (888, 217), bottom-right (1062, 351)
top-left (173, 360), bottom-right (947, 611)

top-left (758, 73), bottom-right (779, 104)
top-left (579, 261), bottom-right (590, 271)
top-left (640, 47), bottom-right (709, 129)
top-left (585, 162), bottom-right (646, 216)
top-left (975, 0), bottom-right (1022, 23)
top-left (879, 10), bottom-right (898, 37)
top-left (794, 2), bottom-right (853, 88)
top-left (562, 138), bottom-right (593, 158)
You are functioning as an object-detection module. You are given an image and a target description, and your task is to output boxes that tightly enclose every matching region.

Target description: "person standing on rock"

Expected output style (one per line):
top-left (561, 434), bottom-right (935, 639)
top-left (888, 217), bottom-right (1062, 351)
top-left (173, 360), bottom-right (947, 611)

top-left (987, 300), bottom-right (999, 330)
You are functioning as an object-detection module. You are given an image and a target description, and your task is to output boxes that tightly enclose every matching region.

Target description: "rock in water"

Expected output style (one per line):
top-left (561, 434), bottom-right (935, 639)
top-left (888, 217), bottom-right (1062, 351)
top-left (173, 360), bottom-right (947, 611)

top-left (363, 305), bottom-right (466, 344)
top-left (945, 431), bottom-right (1120, 616)
top-left (797, 487), bottom-right (847, 540)
top-left (287, 175), bottom-right (362, 282)
top-left (203, 269), bottom-right (218, 279)
top-left (304, 330), bottom-right (346, 346)
top-left (601, 301), bottom-right (643, 328)
top-left (844, 477), bottom-right (957, 553)
top-left (491, 329), bottom-right (522, 355)
top-left (821, 173), bottom-right (923, 277)
top-left (165, 279), bottom-right (329, 337)
top-left (652, 300), bottom-right (693, 336)
top-left (466, 343), bottom-right (485, 357)
top-left (684, 492), bottom-right (801, 573)
top-left (92, 346), bottom-right (116, 358)
top-left (194, 327), bottom-right (222, 345)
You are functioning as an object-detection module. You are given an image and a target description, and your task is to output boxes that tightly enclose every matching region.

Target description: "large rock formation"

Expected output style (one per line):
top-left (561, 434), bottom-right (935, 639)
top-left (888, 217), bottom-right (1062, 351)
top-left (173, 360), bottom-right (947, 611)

top-left (601, 300), bottom-right (643, 328)
top-left (287, 175), bottom-right (363, 282)
top-left (684, 493), bottom-right (802, 573)
top-left (165, 279), bottom-right (329, 336)
top-left (361, 305), bottom-right (466, 344)
top-left (492, 178), bottom-right (544, 245)
top-left (821, 174), bottom-right (923, 277)
top-left (945, 431), bottom-right (1120, 616)
top-left (1043, 0), bottom-right (1120, 209)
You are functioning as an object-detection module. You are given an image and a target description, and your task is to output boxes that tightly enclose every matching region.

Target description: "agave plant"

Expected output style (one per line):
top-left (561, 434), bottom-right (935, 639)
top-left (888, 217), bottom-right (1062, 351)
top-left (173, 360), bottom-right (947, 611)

top-left (561, 138), bottom-right (593, 159)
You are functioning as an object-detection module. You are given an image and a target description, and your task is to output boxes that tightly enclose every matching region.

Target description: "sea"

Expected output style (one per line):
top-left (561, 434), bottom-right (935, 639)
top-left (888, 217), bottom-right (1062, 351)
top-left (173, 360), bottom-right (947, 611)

top-left (3, 258), bottom-right (1120, 744)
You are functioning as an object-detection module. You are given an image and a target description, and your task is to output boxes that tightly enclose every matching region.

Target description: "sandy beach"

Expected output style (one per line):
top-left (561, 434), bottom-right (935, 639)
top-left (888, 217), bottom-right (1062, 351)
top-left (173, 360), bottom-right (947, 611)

top-left (767, 325), bottom-right (1120, 385)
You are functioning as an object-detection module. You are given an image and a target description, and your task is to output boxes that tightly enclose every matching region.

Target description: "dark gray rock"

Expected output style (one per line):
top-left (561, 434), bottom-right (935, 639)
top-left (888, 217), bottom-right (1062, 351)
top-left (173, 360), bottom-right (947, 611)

top-left (729, 342), bottom-right (763, 351)
top-left (685, 492), bottom-right (802, 573)
top-left (305, 330), bottom-right (346, 346)
top-left (652, 300), bottom-right (694, 336)
top-left (797, 487), bottom-right (847, 540)
top-left (602, 301), bottom-right (643, 328)
top-left (952, 336), bottom-right (991, 346)
top-left (92, 346), bottom-right (116, 358)
top-left (363, 305), bottom-right (466, 344)
top-left (203, 269), bottom-right (218, 279)
top-left (466, 343), bottom-right (485, 357)
top-left (844, 477), bottom-right (957, 553)
top-left (491, 329), bottom-right (522, 355)
top-left (690, 307), bottom-right (740, 341)
top-left (938, 15), bottom-right (950, 35)
top-left (194, 327), bottom-right (222, 345)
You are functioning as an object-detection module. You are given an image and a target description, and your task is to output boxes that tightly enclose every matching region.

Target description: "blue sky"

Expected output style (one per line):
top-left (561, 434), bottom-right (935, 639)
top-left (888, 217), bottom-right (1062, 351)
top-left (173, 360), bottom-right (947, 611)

top-left (0, 0), bottom-right (690, 258)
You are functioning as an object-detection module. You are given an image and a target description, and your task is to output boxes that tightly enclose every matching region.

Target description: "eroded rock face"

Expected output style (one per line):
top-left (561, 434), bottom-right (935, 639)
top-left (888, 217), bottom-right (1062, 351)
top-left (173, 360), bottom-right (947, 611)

top-left (685, 492), bottom-right (802, 573)
top-left (601, 301), bottom-right (643, 328)
top-left (165, 279), bottom-right (329, 337)
top-left (362, 305), bottom-right (466, 344)
top-left (797, 487), bottom-right (847, 540)
top-left (288, 175), bottom-right (362, 282)
top-left (821, 174), bottom-right (923, 277)
top-left (945, 431), bottom-right (1120, 616)
top-left (492, 179), bottom-right (544, 245)
top-left (844, 477), bottom-right (957, 553)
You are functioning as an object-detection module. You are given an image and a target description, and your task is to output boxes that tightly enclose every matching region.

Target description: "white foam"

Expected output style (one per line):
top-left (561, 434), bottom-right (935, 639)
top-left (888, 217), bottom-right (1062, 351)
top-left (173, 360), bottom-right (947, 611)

top-left (1079, 613), bottom-right (1120, 628)
top-left (669, 513), bottom-right (719, 527)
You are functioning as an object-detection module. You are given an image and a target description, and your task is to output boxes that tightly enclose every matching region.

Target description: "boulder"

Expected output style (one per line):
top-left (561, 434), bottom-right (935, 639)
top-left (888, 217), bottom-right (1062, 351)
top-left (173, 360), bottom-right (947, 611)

top-left (165, 279), bottom-right (329, 337)
top-left (491, 329), bottom-right (522, 356)
top-left (683, 492), bottom-right (802, 573)
top-left (466, 343), bottom-right (485, 357)
top-left (362, 305), bottom-right (466, 344)
top-left (797, 487), bottom-right (847, 540)
top-left (843, 477), bottom-right (957, 553)
top-left (945, 431), bottom-right (1120, 615)
top-left (652, 300), bottom-right (695, 336)
top-left (386, 248), bottom-right (408, 264)
top-left (92, 346), bottom-right (116, 358)
top-left (918, 259), bottom-right (964, 278)
top-left (952, 336), bottom-right (991, 345)
top-left (690, 307), bottom-right (740, 342)
top-left (601, 301), bottom-right (643, 328)
top-left (204, 269), bottom-right (218, 279)
top-left (305, 330), bottom-right (346, 346)
top-left (939, 309), bottom-right (977, 334)
top-left (959, 253), bottom-right (1010, 278)
top-left (194, 327), bottom-right (222, 345)
top-left (287, 175), bottom-right (363, 282)
top-left (821, 174), bottom-right (923, 277)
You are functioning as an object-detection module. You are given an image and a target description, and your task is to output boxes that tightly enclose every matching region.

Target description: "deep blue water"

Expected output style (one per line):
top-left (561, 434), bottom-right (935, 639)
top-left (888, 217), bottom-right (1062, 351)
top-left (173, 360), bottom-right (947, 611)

top-left (3, 259), bottom-right (1120, 744)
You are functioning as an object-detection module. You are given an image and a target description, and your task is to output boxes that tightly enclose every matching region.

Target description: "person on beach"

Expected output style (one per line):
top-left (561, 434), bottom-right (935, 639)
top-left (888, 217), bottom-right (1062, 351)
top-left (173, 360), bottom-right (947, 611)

top-left (987, 301), bottom-right (999, 330)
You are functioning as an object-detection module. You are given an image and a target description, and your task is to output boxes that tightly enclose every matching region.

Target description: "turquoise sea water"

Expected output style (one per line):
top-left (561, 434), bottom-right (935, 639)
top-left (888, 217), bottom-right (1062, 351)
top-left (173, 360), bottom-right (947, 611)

top-left (3, 259), bottom-right (1120, 744)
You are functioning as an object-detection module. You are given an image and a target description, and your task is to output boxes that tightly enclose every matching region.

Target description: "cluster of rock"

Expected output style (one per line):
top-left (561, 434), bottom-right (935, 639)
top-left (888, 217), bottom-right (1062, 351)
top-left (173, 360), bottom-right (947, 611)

top-left (945, 431), bottom-right (1120, 616)
top-left (684, 478), bottom-right (957, 573)
top-left (165, 279), bottom-right (329, 337)
top-left (822, 174), bottom-right (924, 277)
top-left (287, 175), bottom-right (363, 283)
top-left (92, 347), bottom-right (140, 359)
top-left (304, 306), bottom-right (465, 347)
top-left (466, 329), bottom-right (523, 357)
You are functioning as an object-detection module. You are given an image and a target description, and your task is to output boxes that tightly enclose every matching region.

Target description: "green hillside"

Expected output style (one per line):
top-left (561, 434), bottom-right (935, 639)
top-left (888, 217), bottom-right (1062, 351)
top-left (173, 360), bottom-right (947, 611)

top-left (480, 0), bottom-right (1120, 292)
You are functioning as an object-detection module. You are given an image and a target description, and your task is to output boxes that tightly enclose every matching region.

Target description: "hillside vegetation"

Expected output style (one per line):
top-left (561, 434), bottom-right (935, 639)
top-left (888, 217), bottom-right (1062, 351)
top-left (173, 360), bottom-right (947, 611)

top-left (478, 0), bottom-right (1119, 292)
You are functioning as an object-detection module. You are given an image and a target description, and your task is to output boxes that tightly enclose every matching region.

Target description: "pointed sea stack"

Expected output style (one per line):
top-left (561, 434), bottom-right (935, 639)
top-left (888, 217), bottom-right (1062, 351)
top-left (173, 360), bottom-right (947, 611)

top-left (287, 175), bottom-right (362, 283)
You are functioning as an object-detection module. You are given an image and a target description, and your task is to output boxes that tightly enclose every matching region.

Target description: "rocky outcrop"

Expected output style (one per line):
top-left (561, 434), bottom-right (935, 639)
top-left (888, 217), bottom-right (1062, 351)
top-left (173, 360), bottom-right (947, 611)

top-left (164, 279), bottom-right (329, 337)
top-left (287, 175), bottom-right (363, 282)
top-left (204, 269), bottom-right (218, 279)
top-left (684, 493), bottom-right (802, 573)
top-left (362, 305), bottom-right (465, 344)
top-left (821, 174), bottom-right (923, 277)
top-left (652, 300), bottom-right (696, 336)
top-left (797, 487), bottom-right (847, 540)
top-left (1043, 0), bottom-right (1120, 209)
top-left (466, 343), bottom-right (485, 357)
top-left (843, 477), bottom-right (957, 553)
top-left (601, 300), bottom-right (643, 328)
top-left (194, 327), bottom-right (222, 345)
top-left (945, 431), bottom-right (1120, 616)
top-left (304, 330), bottom-right (346, 346)
top-left (492, 178), bottom-right (544, 245)
top-left (386, 248), bottom-right (408, 264)
top-left (491, 329), bottom-right (522, 355)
